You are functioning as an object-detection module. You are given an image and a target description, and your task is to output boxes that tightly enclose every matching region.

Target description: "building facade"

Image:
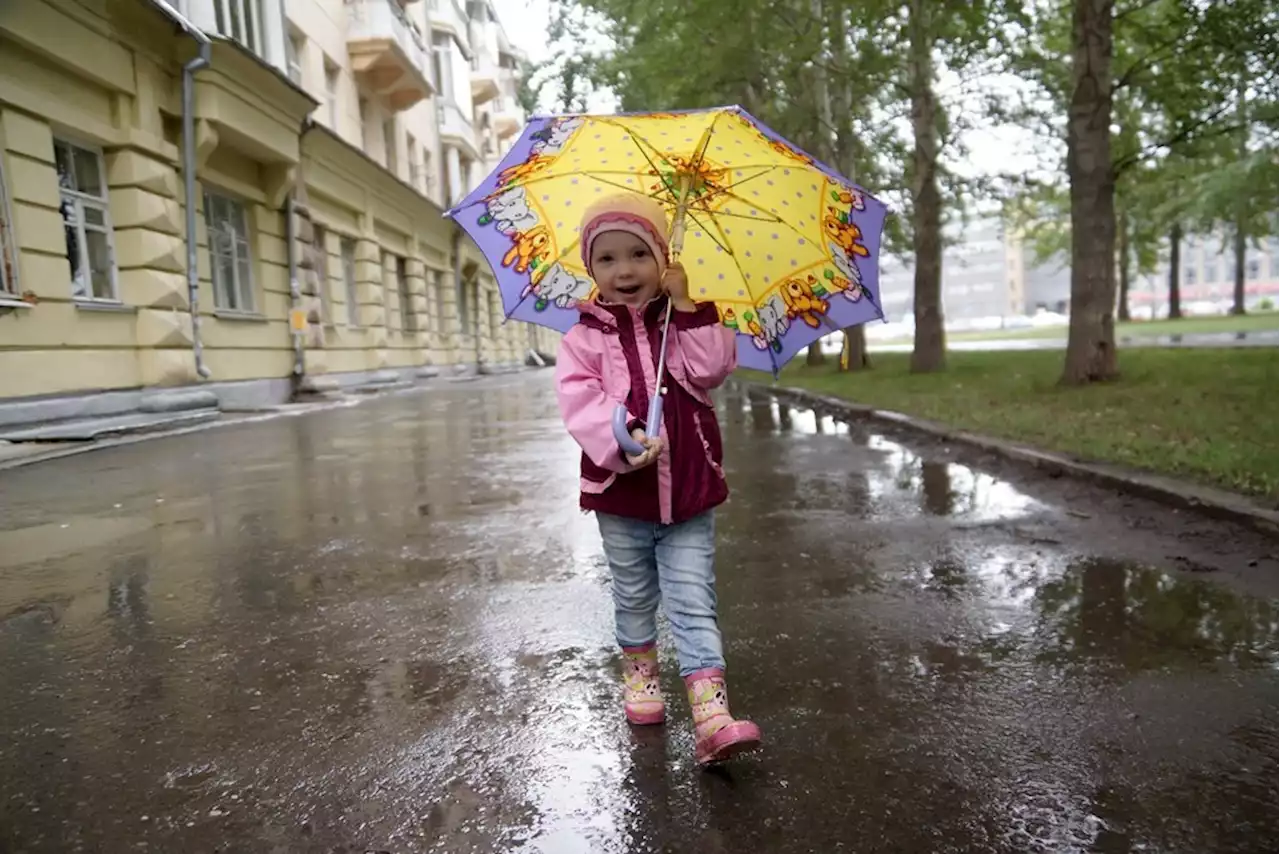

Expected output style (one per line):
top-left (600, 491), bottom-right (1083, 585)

top-left (877, 217), bottom-right (1279, 326)
top-left (875, 217), bottom-right (1025, 327)
top-left (0, 0), bottom-right (551, 417)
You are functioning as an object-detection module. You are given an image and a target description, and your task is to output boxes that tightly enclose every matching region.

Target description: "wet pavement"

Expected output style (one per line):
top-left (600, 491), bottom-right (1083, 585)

top-left (0, 372), bottom-right (1276, 854)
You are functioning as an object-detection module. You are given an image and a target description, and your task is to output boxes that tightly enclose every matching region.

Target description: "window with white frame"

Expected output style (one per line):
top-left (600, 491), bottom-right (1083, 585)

top-left (341, 236), bottom-right (359, 326)
top-left (433, 269), bottom-right (447, 332)
top-left (312, 223), bottom-right (330, 323)
top-left (55, 139), bottom-right (117, 301)
top-left (383, 119), bottom-right (398, 176)
top-left (286, 30), bottom-right (304, 85)
top-left (204, 191), bottom-right (256, 312)
top-left (407, 134), bottom-right (421, 190)
top-left (214, 0), bottom-right (265, 57)
top-left (432, 32), bottom-right (454, 103)
top-left (396, 255), bottom-right (416, 332)
top-left (324, 60), bottom-right (340, 128)
top-left (0, 155), bottom-right (17, 296)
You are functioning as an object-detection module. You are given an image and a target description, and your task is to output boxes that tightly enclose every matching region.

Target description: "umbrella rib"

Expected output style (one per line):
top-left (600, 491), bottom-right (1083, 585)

top-left (712, 184), bottom-right (834, 259)
top-left (696, 164), bottom-right (780, 207)
top-left (595, 118), bottom-right (680, 180)
top-left (682, 207), bottom-right (732, 256)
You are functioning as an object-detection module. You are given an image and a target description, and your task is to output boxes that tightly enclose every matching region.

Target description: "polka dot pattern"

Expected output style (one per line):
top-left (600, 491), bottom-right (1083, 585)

top-left (473, 109), bottom-right (875, 323)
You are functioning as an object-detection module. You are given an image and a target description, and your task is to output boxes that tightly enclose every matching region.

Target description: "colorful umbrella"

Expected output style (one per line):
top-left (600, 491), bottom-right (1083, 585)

top-left (445, 105), bottom-right (888, 451)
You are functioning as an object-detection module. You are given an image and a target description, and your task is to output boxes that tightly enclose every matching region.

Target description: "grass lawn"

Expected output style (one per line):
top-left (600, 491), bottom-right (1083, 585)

top-left (874, 311), bottom-right (1278, 345)
top-left (751, 347), bottom-right (1278, 500)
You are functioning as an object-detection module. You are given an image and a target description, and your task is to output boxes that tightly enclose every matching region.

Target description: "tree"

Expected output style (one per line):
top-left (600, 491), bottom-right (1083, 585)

top-left (1060, 0), bottom-right (1118, 384)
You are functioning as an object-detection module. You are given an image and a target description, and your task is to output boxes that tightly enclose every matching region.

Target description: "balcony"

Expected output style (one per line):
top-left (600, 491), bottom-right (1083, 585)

top-left (437, 100), bottom-right (480, 159)
top-left (346, 0), bottom-right (436, 111)
top-left (470, 49), bottom-right (500, 105)
top-left (491, 95), bottom-right (524, 139)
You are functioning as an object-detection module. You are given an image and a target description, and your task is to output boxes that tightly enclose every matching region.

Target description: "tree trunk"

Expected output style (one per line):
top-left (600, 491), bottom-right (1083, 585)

top-left (825, 4), bottom-right (870, 373)
top-left (1060, 0), bottom-right (1118, 385)
top-left (1231, 224), bottom-right (1247, 315)
top-left (840, 327), bottom-right (870, 371)
top-left (1117, 209), bottom-right (1131, 322)
top-left (907, 0), bottom-right (945, 374)
top-left (1231, 80), bottom-right (1248, 316)
top-left (1168, 222), bottom-right (1182, 319)
top-left (806, 341), bottom-right (826, 365)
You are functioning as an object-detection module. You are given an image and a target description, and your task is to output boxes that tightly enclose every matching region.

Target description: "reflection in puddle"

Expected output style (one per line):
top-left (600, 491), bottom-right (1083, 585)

top-left (906, 548), bottom-right (1279, 674)
top-left (735, 390), bottom-right (1045, 523)
top-left (1033, 556), bottom-right (1279, 670)
top-left (864, 434), bottom-right (1045, 521)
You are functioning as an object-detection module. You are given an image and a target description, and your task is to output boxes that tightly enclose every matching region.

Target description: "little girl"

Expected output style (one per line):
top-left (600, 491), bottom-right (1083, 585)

top-left (554, 193), bottom-right (762, 765)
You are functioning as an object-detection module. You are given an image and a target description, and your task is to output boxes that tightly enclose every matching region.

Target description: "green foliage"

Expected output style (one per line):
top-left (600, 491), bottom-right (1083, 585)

top-left (1009, 0), bottom-right (1279, 267)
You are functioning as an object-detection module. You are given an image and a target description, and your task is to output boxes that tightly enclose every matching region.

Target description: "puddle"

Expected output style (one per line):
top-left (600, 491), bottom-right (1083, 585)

top-left (900, 548), bottom-right (1279, 674)
top-left (727, 390), bottom-right (1046, 523)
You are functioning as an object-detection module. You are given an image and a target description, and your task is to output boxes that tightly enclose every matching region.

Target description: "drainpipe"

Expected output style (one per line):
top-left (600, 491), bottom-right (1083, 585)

top-left (151, 0), bottom-right (213, 379)
top-left (285, 192), bottom-right (306, 385)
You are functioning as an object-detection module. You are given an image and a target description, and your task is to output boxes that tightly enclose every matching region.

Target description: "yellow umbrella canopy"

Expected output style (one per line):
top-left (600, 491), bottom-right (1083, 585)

top-left (447, 106), bottom-right (888, 374)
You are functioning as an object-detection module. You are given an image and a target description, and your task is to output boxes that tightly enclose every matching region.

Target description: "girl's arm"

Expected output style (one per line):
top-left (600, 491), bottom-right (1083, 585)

top-left (555, 328), bottom-right (639, 473)
top-left (672, 302), bottom-right (738, 390)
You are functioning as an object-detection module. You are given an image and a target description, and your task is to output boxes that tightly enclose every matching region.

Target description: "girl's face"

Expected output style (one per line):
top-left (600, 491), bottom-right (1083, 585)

top-left (590, 231), bottom-right (661, 307)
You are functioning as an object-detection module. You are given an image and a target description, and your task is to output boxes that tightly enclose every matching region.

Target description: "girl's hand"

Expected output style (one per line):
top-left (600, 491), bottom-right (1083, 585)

top-left (663, 262), bottom-right (696, 312)
top-left (625, 428), bottom-right (664, 468)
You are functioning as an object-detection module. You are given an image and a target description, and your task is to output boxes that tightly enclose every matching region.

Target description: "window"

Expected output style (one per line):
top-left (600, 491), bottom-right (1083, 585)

top-left (432, 32), bottom-right (453, 102)
top-left (204, 191), bottom-right (255, 311)
top-left (0, 155), bottom-right (17, 296)
top-left (407, 134), bottom-right (421, 190)
top-left (358, 97), bottom-right (370, 151)
top-left (1184, 267), bottom-right (1197, 285)
top-left (394, 256), bottom-right (414, 332)
top-left (324, 60), bottom-right (340, 128)
top-left (383, 119), bottom-right (398, 175)
top-left (1246, 258), bottom-right (1260, 281)
top-left (433, 269), bottom-right (447, 332)
top-left (341, 236), bottom-right (359, 326)
top-left (286, 31), bottom-right (304, 85)
top-left (458, 269), bottom-right (472, 331)
top-left (311, 223), bottom-right (329, 323)
top-left (396, 256), bottom-right (416, 332)
top-left (55, 139), bottom-right (117, 301)
top-left (213, 0), bottom-right (264, 56)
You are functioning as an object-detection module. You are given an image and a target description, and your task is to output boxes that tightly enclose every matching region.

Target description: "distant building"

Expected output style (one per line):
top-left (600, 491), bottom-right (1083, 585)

top-left (876, 217), bottom-right (1279, 325)
top-left (877, 217), bottom-right (1034, 326)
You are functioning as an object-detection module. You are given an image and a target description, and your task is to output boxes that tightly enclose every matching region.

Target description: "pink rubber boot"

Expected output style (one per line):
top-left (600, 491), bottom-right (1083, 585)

top-left (621, 644), bottom-right (666, 726)
top-left (684, 669), bottom-right (762, 765)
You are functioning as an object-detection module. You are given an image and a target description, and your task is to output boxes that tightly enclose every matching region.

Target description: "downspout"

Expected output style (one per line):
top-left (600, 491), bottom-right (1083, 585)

top-left (285, 192), bottom-right (305, 384)
top-left (151, 0), bottom-right (213, 379)
top-left (286, 120), bottom-right (316, 391)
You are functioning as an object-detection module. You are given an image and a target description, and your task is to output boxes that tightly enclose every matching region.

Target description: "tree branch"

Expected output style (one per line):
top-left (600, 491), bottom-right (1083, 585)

top-left (1113, 104), bottom-right (1239, 174)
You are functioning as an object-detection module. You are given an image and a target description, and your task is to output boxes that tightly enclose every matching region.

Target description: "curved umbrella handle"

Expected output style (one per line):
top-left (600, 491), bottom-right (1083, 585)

top-left (612, 395), bottom-right (665, 458)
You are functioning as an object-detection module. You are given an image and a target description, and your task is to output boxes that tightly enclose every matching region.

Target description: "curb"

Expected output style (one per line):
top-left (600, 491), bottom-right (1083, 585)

top-left (735, 379), bottom-right (1279, 536)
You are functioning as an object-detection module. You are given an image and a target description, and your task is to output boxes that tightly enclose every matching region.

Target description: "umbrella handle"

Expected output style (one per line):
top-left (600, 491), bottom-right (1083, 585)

top-left (612, 395), bottom-right (664, 458)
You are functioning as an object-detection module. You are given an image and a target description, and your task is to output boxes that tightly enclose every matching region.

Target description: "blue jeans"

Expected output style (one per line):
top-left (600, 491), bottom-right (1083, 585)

top-left (596, 510), bottom-right (725, 677)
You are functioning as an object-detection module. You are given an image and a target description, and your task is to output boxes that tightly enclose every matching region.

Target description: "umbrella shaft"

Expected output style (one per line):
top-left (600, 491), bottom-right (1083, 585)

top-left (652, 173), bottom-right (693, 407)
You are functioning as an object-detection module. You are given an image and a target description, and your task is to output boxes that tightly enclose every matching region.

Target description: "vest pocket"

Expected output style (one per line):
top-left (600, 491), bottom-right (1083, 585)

top-left (693, 407), bottom-right (725, 479)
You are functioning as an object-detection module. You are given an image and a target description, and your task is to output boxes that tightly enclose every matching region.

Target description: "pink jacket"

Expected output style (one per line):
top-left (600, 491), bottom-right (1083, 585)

top-left (555, 297), bottom-right (738, 525)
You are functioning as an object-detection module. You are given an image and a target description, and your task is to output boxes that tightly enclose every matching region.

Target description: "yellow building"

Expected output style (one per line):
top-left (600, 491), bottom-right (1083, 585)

top-left (0, 0), bottom-right (556, 424)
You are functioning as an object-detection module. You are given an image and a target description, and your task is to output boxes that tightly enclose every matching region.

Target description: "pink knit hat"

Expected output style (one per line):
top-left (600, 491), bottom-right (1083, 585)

top-left (579, 194), bottom-right (671, 278)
